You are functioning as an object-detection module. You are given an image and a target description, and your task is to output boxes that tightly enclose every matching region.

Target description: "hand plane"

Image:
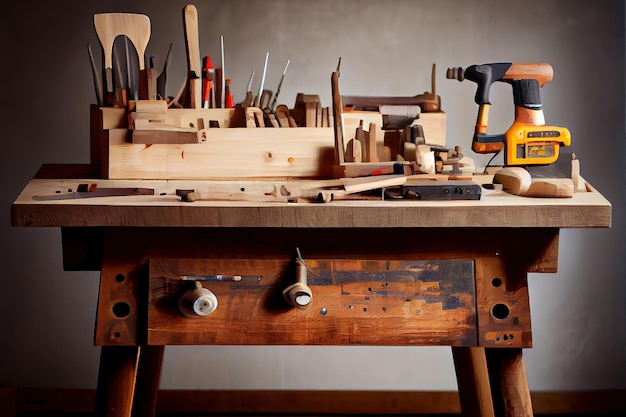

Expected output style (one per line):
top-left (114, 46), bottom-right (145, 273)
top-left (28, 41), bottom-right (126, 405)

top-left (447, 63), bottom-right (571, 166)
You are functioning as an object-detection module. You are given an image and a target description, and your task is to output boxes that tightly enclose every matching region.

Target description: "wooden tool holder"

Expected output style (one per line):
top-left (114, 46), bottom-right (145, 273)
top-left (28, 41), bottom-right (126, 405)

top-left (89, 103), bottom-right (446, 180)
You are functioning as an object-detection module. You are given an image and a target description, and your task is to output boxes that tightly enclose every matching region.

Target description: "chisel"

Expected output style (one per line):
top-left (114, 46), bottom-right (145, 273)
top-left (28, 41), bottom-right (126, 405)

top-left (241, 70), bottom-right (255, 108)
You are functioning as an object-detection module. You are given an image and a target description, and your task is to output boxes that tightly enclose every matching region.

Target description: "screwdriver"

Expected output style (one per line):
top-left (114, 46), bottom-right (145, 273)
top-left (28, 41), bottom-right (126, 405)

top-left (202, 56), bottom-right (214, 108)
top-left (270, 59), bottom-right (290, 112)
top-left (241, 70), bottom-right (255, 108)
top-left (255, 52), bottom-right (269, 107)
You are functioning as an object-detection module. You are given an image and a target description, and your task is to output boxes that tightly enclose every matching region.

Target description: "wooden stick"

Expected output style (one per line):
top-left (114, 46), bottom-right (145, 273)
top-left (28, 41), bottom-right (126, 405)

top-left (183, 5), bottom-right (202, 108)
top-left (331, 58), bottom-right (345, 164)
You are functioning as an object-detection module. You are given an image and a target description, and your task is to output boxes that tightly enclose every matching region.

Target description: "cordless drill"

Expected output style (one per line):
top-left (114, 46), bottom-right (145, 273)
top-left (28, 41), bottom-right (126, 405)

top-left (447, 63), bottom-right (571, 166)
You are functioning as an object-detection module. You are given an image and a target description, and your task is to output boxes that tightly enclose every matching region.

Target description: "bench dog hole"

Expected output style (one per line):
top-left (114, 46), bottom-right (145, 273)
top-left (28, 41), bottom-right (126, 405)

top-left (112, 301), bottom-right (131, 318)
top-left (492, 303), bottom-right (510, 320)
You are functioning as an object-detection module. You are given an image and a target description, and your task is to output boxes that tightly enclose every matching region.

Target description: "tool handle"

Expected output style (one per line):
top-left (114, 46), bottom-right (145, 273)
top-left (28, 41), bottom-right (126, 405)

top-left (270, 59), bottom-right (290, 111)
top-left (183, 4), bottom-right (202, 108)
top-left (512, 79), bottom-right (542, 109)
top-left (258, 89), bottom-right (273, 111)
top-left (283, 258), bottom-right (313, 308)
top-left (464, 63), bottom-right (512, 105)
top-left (472, 103), bottom-right (505, 154)
top-left (241, 91), bottom-right (254, 108)
top-left (270, 78), bottom-right (283, 111)
top-left (202, 56), bottom-right (214, 108)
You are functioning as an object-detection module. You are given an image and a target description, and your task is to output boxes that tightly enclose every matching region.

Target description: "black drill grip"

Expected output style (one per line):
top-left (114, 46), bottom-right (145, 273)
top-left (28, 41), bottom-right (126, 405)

top-left (464, 63), bottom-right (512, 105)
top-left (512, 79), bottom-right (543, 109)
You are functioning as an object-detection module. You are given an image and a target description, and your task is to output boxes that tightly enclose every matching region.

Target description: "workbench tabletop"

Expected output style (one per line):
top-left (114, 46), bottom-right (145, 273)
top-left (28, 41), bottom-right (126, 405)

top-left (11, 178), bottom-right (611, 229)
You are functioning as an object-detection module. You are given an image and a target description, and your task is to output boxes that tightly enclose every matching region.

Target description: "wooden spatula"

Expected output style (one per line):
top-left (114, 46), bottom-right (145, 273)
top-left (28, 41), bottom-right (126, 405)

top-left (94, 13), bottom-right (151, 95)
top-left (183, 4), bottom-right (202, 108)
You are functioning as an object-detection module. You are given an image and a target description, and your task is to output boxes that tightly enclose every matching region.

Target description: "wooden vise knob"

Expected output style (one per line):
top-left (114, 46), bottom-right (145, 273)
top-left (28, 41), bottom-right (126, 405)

top-left (283, 258), bottom-right (313, 308)
top-left (178, 282), bottom-right (218, 317)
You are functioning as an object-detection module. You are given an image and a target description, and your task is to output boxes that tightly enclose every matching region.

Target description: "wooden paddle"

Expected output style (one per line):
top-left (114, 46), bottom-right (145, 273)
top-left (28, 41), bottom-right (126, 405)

top-left (94, 13), bottom-right (151, 95)
top-left (183, 4), bottom-right (202, 108)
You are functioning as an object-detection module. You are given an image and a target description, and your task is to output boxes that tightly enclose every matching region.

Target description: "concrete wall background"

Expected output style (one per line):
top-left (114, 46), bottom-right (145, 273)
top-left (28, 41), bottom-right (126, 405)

top-left (1, 0), bottom-right (624, 391)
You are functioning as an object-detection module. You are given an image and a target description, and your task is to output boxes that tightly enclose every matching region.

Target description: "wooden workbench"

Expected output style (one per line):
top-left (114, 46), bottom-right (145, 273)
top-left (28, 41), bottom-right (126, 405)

top-left (11, 174), bottom-right (611, 417)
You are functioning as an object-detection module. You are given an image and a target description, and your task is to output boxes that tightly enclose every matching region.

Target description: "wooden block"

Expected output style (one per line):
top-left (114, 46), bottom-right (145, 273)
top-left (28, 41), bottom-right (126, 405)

top-left (418, 112), bottom-right (447, 146)
top-left (267, 113), bottom-right (280, 128)
top-left (109, 128), bottom-right (130, 145)
top-left (494, 167), bottom-right (574, 198)
top-left (131, 119), bottom-right (198, 133)
top-left (108, 127), bottom-right (336, 179)
top-left (305, 101), bottom-right (317, 127)
top-left (295, 94), bottom-right (321, 127)
top-left (345, 138), bottom-right (362, 163)
top-left (130, 100), bottom-right (168, 120)
top-left (138, 69), bottom-right (159, 100)
top-left (377, 145), bottom-right (391, 162)
top-left (276, 110), bottom-right (290, 127)
top-left (571, 158), bottom-right (587, 192)
top-left (332, 161), bottom-right (407, 178)
top-left (100, 107), bottom-right (128, 129)
top-left (132, 130), bottom-right (199, 144)
top-left (321, 107), bottom-right (329, 127)
top-left (245, 107), bottom-right (265, 128)
top-left (366, 122), bottom-right (379, 162)
top-left (526, 178), bottom-right (574, 198)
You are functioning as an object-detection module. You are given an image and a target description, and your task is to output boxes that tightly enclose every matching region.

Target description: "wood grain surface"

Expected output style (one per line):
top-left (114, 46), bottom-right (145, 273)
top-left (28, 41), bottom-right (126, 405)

top-left (147, 258), bottom-right (477, 346)
top-left (12, 177), bottom-right (611, 229)
top-left (84, 227), bottom-right (554, 348)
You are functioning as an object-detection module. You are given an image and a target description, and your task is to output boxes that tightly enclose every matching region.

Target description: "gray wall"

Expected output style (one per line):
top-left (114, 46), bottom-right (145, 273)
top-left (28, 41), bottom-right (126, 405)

top-left (1, 0), bottom-right (624, 391)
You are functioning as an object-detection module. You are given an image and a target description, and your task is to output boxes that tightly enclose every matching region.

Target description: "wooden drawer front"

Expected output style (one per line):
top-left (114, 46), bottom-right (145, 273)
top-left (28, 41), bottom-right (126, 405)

top-left (147, 257), bottom-right (477, 346)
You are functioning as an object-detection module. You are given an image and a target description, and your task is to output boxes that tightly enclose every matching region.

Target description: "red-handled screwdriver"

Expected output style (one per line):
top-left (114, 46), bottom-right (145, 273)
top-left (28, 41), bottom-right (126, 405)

top-left (202, 56), bottom-right (215, 108)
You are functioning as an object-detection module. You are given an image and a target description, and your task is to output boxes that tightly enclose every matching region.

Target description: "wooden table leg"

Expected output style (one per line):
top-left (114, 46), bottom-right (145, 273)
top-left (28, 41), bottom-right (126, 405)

top-left (94, 346), bottom-right (140, 417)
top-left (132, 346), bottom-right (165, 417)
top-left (486, 348), bottom-right (533, 417)
top-left (452, 346), bottom-right (495, 417)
